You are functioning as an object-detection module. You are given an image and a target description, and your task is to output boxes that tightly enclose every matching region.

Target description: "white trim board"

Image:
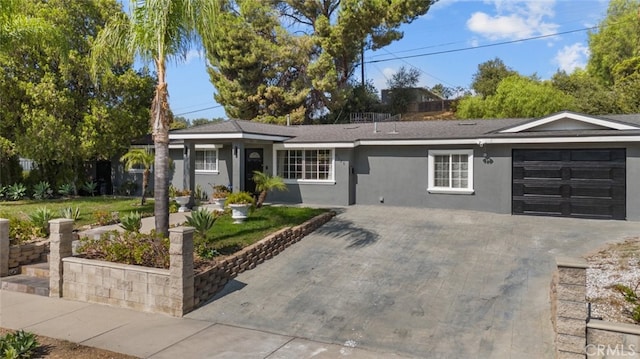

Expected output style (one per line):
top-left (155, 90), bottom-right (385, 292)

top-left (499, 111), bottom-right (639, 133)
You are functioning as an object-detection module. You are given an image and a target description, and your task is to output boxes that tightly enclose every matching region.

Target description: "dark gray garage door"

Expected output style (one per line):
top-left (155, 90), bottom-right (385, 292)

top-left (512, 149), bottom-right (626, 220)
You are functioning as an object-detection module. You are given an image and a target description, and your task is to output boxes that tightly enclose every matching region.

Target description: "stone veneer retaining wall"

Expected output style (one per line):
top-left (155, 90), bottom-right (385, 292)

top-left (553, 257), bottom-right (640, 358)
top-left (193, 211), bottom-right (335, 307)
top-left (0, 219), bottom-right (49, 277)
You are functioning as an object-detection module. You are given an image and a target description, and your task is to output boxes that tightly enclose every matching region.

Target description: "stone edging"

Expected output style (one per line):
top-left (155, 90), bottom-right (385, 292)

top-left (193, 211), bottom-right (335, 306)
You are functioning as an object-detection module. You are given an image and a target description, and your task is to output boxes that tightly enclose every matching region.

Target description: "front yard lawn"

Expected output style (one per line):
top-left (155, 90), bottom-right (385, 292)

top-left (0, 197), bottom-right (154, 227)
top-left (204, 206), bottom-right (328, 255)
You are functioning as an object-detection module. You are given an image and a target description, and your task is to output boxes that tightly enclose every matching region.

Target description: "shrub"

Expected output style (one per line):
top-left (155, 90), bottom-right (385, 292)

top-left (9, 217), bottom-right (44, 245)
top-left (119, 211), bottom-right (142, 232)
top-left (32, 181), bottom-right (53, 200)
top-left (82, 181), bottom-right (97, 196)
top-left (7, 183), bottom-right (27, 201)
top-left (58, 183), bottom-right (74, 197)
top-left (93, 210), bottom-right (115, 226)
top-left (60, 207), bottom-right (82, 221)
top-left (185, 208), bottom-right (217, 238)
top-left (169, 200), bottom-right (179, 213)
top-left (194, 184), bottom-right (208, 202)
top-left (0, 330), bottom-right (39, 359)
top-left (78, 230), bottom-right (169, 269)
top-left (0, 186), bottom-right (7, 200)
top-left (225, 191), bottom-right (255, 206)
top-left (28, 207), bottom-right (54, 234)
top-left (614, 283), bottom-right (640, 323)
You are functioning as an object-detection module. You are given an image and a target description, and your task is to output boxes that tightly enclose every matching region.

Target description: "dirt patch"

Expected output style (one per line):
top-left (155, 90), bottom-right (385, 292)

top-left (0, 328), bottom-right (138, 359)
top-left (586, 237), bottom-right (640, 324)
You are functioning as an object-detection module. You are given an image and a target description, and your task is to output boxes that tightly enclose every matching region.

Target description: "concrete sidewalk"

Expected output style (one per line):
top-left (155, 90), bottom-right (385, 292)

top-left (0, 290), bottom-right (410, 358)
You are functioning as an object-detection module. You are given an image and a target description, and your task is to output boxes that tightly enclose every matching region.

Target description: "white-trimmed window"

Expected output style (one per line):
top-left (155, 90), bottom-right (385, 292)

top-left (428, 149), bottom-right (474, 194)
top-left (276, 149), bottom-right (334, 182)
top-left (195, 148), bottom-right (218, 172)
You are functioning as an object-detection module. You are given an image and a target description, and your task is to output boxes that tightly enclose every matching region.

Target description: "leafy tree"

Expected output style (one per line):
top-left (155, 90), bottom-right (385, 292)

top-left (191, 118), bottom-right (224, 127)
top-left (0, 0), bottom-right (61, 52)
top-left (431, 84), bottom-right (453, 99)
top-left (457, 75), bottom-right (574, 119)
top-left (91, 0), bottom-right (215, 236)
top-left (471, 58), bottom-right (517, 98)
top-left (588, 0), bottom-right (640, 86)
top-left (551, 70), bottom-right (619, 115)
top-left (0, 0), bottom-right (154, 187)
top-left (204, 0), bottom-right (435, 123)
top-left (171, 116), bottom-right (190, 130)
top-left (385, 66), bottom-right (421, 114)
top-left (252, 171), bottom-right (287, 208)
top-left (120, 149), bottom-right (155, 205)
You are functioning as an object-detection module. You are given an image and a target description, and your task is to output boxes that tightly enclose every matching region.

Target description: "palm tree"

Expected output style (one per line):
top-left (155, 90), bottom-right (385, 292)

top-left (252, 171), bottom-right (287, 208)
top-left (90, 0), bottom-right (217, 236)
top-left (120, 148), bottom-right (154, 205)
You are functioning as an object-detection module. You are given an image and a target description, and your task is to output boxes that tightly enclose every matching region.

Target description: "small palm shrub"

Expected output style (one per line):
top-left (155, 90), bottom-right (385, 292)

top-left (78, 230), bottom-right (169, 269)
top-left (119, 211), bottom-right (142, 232)
top-left (60, 207), bottom-right (82, 221)
top-left (58, 183), bottom-right (74, 197)
top-left (185, 208), bottom-right (217, 238)
top-left (28, 207), bottom-right (55, 234)
top-left (7, 183), bottom-right (27, 201)
top-left (0, 330), bottom-right (39, 359)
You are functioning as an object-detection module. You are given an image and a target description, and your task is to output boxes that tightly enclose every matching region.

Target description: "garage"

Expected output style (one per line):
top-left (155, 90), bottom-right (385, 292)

top-left (512, 148), bottom-right (626, 220)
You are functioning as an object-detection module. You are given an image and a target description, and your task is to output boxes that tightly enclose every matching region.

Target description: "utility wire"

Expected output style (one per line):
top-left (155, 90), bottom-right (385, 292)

top-left (175, 105), bottom-right (223, 116)
top-left (366, 27), bottom-right (598, 64)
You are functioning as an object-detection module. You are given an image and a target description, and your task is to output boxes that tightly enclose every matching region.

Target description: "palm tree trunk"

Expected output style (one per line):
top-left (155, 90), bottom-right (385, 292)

top-left (152, 59), bottom-right (170, 237)
top-left (256, 190), bottom-right (267, 208)
top-left (141, 169), bottom-right (149, 206)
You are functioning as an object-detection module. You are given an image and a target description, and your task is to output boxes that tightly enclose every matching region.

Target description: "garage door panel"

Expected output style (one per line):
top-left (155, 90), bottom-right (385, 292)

top-left (512, 149), bottom-right (626, 220)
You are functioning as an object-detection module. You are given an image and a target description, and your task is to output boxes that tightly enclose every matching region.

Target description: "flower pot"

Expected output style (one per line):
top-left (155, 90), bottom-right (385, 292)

top-left (212, 197), bottom-right (227, 210)
top-left (174, 196), bottom-right (191, 212)
top-left (229, 203), bottom-right (250, 223)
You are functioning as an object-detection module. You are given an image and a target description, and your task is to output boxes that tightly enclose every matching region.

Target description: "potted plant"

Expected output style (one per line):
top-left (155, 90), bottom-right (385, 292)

top-left (169, 185), bottom-right (191, 212)
top-left (225, 191), bottom-right (255, 224)
top-left (210, 184), bottom-right (231, 209)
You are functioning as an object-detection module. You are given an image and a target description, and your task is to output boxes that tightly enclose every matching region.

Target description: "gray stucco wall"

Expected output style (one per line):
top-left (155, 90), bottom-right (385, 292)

top-left (353, 145), bottom-right (512, 213)
top-left (269, 148), bottom-right (352, 206)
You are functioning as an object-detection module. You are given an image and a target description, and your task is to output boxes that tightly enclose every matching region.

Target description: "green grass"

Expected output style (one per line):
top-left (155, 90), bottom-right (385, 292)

top-left (0, 197), bottom-right (154, 227)
top-left (205, 206), bottom-right (328, 255)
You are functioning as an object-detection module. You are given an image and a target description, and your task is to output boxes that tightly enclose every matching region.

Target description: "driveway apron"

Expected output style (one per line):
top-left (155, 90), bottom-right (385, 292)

top-left (187, 205), bottom-right (640, 358)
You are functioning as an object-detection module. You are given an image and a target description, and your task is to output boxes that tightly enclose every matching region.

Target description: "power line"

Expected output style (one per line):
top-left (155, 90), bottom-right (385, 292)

top-left (366, 27), bottom-right (598, 64)
top-left (175, 105), bottom-right (223, 116)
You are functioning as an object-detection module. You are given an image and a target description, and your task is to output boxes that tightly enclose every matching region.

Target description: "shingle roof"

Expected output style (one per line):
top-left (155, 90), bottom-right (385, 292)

top-left (168, 113), bottom-right (640, 144)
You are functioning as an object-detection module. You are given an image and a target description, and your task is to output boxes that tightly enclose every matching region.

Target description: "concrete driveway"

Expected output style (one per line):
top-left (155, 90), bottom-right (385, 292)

top-left (187, 205), bottom-right (640, 358)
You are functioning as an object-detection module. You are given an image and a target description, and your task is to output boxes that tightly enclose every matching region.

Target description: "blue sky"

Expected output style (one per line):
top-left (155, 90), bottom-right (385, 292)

top-left (162, 0), bottom-right (610, 120)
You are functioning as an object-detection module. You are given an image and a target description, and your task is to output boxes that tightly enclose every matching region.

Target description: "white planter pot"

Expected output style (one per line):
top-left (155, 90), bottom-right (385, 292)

top-left (229, 204), bottom-right (250, 223)
top-left (212, 197), bottom-right (227, 210)
top-left (174, 196), bottom-right (190, 212)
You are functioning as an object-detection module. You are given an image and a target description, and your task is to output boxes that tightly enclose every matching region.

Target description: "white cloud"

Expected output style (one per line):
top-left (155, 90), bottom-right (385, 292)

top-left (184, 49), bottom-right (204, 64)
top-left (370, 67), bottom-right (397, 92)
top-left (553, 43), bottom-right (589, 73)
top-left (466, 0), bottom-right (559, 41)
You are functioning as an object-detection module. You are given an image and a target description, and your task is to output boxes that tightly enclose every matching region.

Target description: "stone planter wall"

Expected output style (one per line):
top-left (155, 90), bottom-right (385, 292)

top-left (193, 211), bottom-right (335, 307)
top-left (0, 218), bottom-right (49, 277)
top-left (553, 256), bottom-right (640, 358)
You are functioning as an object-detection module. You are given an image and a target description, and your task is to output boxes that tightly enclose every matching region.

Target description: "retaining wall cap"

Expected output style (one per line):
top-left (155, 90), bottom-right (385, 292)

top-left (587, 319), bottom-right (640, 335)
top-left (0, 218), bottom-right (8, 223)
top-left (63, 256), bottom-right (170, 275)
top-left (169, 226), bottom-right (195, 234)
top-left (556, 256), bottom-right (588, 269)
top-left (49, 218), bottom-right (74, 224)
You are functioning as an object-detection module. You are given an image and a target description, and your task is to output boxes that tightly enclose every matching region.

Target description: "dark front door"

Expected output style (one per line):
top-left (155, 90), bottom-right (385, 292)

top-left (244, 148), bottom-right (264, 194)
top-left (512, 149), bottom-right (626, 220)
top-left (96, 160), bottom-right (113, 195)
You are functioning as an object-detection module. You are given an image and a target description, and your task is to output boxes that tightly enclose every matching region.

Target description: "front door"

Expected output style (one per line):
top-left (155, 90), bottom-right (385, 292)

top-left (244, 148), bottom-right (264, 194)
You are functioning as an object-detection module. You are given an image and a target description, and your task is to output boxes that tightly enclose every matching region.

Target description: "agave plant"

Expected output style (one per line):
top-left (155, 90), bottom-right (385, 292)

top-left (58, 183), bottom-right (74, 197)
top-left (29, 206), bottom-right (55, 234)
top-left (119, 211), bottom-right (142, 233)
top-left (82, 181), bottom-right (97, 196)
top-left (7, 183), bottom-right (27, 201)
top-left (33, 181), bottom-right (53, 200)
top-left (185, 208), bottom-right (217, 238)
top-left (60, 207), bottom-right (82, 220)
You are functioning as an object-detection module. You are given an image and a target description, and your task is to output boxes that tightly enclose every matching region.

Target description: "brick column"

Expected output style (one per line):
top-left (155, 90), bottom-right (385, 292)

top-left (169, 226), bottom-right (195, 317)
top-left (49, 219), bottom-right (74, 297)
top-left (555, 256), bottom-right (588, 359)
top-left (0, 219), bottom-right (9, 277)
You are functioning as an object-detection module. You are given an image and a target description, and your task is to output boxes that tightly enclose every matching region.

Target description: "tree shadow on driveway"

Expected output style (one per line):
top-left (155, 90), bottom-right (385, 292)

top-left (314, 217), bottom-right (379, 248)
